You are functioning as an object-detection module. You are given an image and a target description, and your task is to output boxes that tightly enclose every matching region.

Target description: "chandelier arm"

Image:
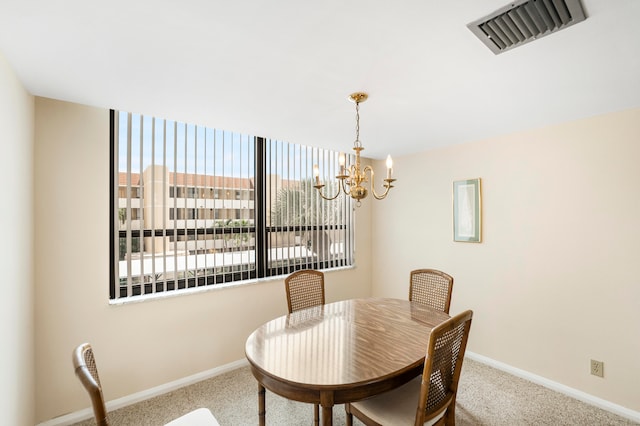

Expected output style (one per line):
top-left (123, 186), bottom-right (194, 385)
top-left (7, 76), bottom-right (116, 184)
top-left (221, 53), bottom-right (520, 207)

top-left (363, 166), bottom-right (395, 200)
top-left (313, 184), bottom-right (343, 201)
top-left (340, 177), bottom-right (352, 196)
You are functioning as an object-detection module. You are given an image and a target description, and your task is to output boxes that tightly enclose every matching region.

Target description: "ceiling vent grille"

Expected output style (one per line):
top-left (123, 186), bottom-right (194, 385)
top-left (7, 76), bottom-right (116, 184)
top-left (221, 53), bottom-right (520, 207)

top-left (467, 0), bottom-right (587, 54)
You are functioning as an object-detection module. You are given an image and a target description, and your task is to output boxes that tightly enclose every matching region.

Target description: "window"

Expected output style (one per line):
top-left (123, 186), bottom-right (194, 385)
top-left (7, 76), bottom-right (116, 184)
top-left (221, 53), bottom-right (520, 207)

top-left (111, 111), bottom-right (354, 300)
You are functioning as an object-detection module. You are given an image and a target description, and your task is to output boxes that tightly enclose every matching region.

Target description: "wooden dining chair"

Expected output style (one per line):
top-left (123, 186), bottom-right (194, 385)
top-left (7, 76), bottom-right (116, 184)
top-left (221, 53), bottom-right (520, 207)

top-left (284, 269), bottom-right (325, 425)
top-left (73, 343), bottom-right (220, 426)
top-left (345, 309), bottom-right (473, 426)
top-left (409, 269), bottom-right (454, 314)
top-left (284, 269), bottom-right (325, 314)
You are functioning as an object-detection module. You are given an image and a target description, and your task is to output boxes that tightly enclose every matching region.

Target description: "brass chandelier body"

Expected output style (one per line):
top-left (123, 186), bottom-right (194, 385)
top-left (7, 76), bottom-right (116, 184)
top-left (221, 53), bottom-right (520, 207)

top-left (313, 92), bottom-right (396, 205)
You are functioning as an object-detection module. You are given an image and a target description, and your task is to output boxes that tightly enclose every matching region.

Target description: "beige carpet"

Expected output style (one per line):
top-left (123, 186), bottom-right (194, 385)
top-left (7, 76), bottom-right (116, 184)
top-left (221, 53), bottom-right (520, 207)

top-left (71, 358), bottom-right (638, 425)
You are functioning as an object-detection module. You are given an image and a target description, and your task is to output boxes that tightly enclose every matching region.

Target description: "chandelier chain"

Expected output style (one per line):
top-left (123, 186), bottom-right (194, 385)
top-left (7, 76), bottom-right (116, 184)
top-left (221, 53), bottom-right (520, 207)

top-left (354, 101), bottom-right (362, 148)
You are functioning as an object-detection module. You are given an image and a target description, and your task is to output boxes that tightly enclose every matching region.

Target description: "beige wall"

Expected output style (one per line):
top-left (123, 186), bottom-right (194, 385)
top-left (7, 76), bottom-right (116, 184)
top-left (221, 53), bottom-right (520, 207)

top-left (371, 108), bottom-right (640, 412)
top-left (0, 52), bottom-right (35, 425)
top-left (33, 98), bottom-right (373, 422)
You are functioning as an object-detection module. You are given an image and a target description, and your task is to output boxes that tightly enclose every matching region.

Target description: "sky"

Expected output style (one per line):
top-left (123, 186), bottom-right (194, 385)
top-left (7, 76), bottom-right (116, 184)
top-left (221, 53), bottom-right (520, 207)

top-left (117, 111), bottom-right (345, 181)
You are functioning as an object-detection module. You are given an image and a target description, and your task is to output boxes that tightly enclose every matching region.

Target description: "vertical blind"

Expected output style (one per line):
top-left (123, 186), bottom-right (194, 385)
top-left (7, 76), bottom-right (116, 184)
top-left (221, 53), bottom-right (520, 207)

top-left (265, 139), bottom-right (354, 276)
top-left (112, 110), bottom-right (354, 300)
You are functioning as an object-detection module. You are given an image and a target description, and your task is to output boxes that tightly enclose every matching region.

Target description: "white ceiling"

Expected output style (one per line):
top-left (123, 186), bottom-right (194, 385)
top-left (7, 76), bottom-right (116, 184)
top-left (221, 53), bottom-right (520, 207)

top-left (1, 0), bottom-right (639, 159)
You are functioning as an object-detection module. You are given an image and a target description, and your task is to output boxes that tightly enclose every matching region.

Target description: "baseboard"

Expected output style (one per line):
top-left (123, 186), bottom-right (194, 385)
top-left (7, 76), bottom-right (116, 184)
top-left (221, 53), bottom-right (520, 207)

top-left (39, 358), bottom-right (249, 426)
top-left (466, 351), bottom-right (640, 423)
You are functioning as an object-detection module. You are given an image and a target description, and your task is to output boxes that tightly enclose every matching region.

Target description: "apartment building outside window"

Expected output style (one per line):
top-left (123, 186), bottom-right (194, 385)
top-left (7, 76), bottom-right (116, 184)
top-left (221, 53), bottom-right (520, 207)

top-left (111, 111), bottom-right (354, 300)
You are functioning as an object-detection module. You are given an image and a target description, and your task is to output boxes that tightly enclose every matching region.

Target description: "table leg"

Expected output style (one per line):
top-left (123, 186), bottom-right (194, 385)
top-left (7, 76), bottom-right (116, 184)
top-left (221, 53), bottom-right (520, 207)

top-left (321, 406), bottom-right (333, 426)
top-left (258, 383), bottom-right (266, 426)
top-left (320, 392), bottom-right (334, 426)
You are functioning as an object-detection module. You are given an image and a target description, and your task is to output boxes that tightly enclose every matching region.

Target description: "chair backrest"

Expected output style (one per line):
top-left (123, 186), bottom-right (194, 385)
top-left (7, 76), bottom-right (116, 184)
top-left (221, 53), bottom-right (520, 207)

top-left (409, 269), bottom-right (454, 314)
top-left (73, 343), bottom-right (109, 426)
top-left (416, 309), bottom-right (473, 425)
top-left (285, 269), bottom-right (325, 313)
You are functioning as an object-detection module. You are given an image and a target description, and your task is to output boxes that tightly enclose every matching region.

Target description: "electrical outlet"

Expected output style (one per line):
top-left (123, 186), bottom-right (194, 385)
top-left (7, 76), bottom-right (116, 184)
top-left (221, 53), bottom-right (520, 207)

top-left (590, 359), bottom-right (604, 377)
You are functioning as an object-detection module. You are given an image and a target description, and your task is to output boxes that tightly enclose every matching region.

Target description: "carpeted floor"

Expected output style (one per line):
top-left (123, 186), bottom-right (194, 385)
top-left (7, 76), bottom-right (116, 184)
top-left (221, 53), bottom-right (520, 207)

top-left (71, 358), bottom-right (638, 425)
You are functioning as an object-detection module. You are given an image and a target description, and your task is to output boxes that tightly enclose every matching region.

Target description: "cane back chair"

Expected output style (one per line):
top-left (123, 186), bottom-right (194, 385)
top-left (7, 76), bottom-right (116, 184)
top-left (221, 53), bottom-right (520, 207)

top-left (284, 269), bottom-right (325, 313)
top-left (284, 269), bottom-right (326, 424)
top-left (73, 343), bottom-right (220, 426)
top-left (409, 269), bottom-right (454, 314)
top-left (345, 310), bottom-right (473, 426)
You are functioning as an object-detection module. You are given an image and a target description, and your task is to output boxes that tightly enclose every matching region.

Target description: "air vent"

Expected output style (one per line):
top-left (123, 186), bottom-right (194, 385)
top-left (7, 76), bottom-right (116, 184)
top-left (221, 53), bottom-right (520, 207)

top-left (467, 0), bottom-right (587, 54)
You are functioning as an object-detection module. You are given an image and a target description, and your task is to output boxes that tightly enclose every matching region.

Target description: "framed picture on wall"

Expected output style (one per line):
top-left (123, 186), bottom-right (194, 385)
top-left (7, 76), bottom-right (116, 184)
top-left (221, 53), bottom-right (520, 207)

top-left (453, 178), bottom-right (482, 243)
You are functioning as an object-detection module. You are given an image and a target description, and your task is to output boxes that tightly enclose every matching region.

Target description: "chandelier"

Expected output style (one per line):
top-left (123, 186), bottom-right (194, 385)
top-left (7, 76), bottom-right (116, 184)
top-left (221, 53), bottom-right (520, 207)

top-left (313, 92), bottom-right (396, 206)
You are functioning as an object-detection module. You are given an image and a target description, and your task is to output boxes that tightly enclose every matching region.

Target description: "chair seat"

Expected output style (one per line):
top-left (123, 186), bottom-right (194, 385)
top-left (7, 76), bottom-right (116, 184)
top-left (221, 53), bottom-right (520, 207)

top-left (164, 408), bottom-right (220, 426)
top-left (349, 377), bottom-right (446, 426)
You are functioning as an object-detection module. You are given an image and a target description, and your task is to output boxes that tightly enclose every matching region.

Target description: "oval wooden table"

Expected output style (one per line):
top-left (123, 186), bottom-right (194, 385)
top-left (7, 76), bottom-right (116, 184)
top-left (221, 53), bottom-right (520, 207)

top-left (244, 297), bottom-right (450, 426)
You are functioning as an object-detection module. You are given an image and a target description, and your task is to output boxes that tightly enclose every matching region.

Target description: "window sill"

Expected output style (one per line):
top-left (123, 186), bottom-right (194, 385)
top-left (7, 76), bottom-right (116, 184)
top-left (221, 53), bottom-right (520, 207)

top-left (108, 265), bottom-right (355, 306)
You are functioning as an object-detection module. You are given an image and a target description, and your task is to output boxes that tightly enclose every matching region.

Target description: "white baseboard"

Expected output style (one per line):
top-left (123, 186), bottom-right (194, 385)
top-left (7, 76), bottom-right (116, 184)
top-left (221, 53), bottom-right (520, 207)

top-left (39, 358), bottom-right (249, 426)
top-left (466, 351), bottom-right (640, 423)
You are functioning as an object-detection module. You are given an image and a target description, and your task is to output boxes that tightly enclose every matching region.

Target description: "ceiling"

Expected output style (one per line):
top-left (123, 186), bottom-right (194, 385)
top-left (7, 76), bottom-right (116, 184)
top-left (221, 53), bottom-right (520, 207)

top-left (1, 0), bottom-right (639, 159)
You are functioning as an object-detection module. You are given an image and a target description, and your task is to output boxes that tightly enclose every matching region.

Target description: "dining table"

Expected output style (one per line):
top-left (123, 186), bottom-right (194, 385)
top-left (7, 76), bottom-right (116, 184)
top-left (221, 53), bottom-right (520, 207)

top-left (244, 297), bottom-right (451, 426)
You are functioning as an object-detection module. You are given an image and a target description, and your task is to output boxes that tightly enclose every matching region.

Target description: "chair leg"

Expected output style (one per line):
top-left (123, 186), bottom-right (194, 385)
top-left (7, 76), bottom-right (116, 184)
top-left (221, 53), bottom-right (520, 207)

top-left (345, 403), bottom-right (353, 426)
top-left (314, 403), bottom-right (319, 426)
top-left (445, 403), bottom-right (456, 425)
top-left (258, 384), bottom-right (266, 426)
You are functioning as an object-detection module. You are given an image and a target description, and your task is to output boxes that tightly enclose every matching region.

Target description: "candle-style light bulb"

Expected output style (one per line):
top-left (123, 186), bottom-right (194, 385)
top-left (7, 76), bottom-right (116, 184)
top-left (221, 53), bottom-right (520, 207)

top-left (338, 152), bottom-right (346, 175)
top-left (386, 155), bottom-right (393, 179)
top-left (313, 164), bottom-right (320, 185)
